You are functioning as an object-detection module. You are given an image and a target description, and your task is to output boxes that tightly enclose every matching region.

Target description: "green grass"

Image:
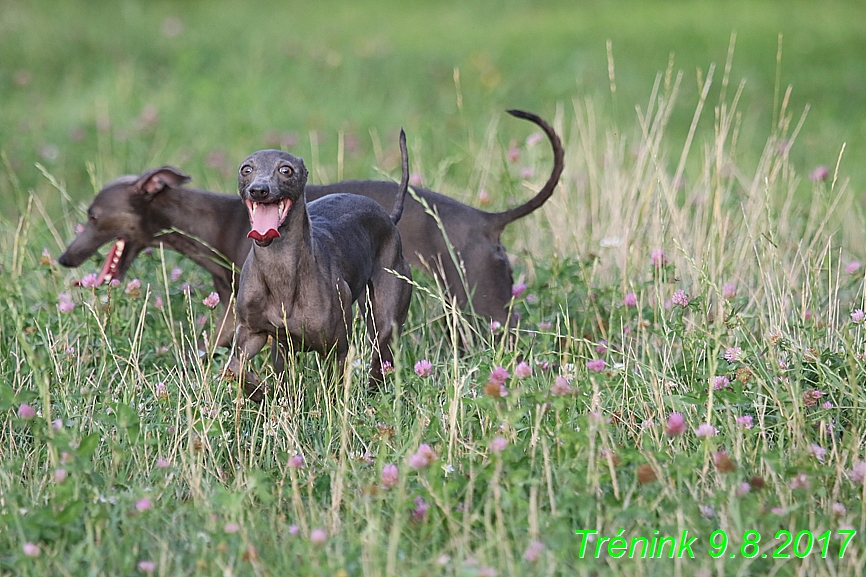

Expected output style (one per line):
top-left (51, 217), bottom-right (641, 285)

top-left (2, 1), bottom-right (866, 575)
top-left (2, 0), bottom-right (865, 208)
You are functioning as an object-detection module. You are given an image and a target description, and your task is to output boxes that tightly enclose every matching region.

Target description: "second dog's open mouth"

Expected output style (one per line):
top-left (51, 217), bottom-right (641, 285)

top-left (74, 238), bottom-right (125, 286)
top-left (246, 199), bottom-right (291, 244)
top-left (101, 238), bottom-right (125, 283)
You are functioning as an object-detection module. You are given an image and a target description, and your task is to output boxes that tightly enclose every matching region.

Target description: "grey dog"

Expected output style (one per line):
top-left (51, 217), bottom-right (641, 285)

top-left (225, 132), bottom-right (412, 400)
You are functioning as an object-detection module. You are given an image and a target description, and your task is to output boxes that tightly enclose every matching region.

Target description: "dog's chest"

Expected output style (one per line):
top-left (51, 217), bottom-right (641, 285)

top-left (252, 283), bottom-right (345, 347)
top-left (239, 247), bottom-right (354, 351)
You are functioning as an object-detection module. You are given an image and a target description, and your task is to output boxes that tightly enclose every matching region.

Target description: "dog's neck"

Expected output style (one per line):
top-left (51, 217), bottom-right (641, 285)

top-left (144, 186), bottom-right (248, 268)
top-left (146, 187), bottom-right (230, 235)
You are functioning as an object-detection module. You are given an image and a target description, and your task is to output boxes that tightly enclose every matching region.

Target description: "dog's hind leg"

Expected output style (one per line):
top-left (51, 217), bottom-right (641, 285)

top-left (365, 259), bottom-right (412, 389)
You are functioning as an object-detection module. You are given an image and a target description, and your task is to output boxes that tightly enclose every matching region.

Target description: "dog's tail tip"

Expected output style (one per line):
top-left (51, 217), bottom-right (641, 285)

top-left (506, 108), bottom-right (530, 119)
top-left (398, 128), bottom-right (408, 159)
top-left (398, 128), bottom-right (409, 181)
top-left (390, 128), bottom-right (410, 225)
top-left (490, 109), bottom-right (564, 228)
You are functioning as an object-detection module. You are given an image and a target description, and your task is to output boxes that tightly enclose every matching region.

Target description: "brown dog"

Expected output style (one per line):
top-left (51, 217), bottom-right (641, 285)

top-left (59, 109), bottom-right (563, 339)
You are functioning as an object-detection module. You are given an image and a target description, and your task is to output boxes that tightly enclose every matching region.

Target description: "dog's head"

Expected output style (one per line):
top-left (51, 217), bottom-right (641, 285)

top-left (238, 150), bottom-right (308, 247)
top-left (58, 166), bottom-right (191, 285)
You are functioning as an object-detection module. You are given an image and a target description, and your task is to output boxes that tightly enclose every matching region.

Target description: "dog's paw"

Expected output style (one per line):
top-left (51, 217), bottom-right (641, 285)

top-left (244, 382), bottom-right (269, 403)
top-left (366, 374), bottom-right (386, 394)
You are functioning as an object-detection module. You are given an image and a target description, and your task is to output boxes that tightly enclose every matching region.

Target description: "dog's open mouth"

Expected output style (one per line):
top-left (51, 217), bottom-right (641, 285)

top-left (74, 238), bottom-right (126, 286)
top-left (246, 199), bottom-right (291, 245)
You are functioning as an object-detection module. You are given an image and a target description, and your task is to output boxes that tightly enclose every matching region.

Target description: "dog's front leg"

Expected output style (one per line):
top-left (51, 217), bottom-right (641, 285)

top-left (212, 301), bottom-right (237, 350)
top-left (332, 336), bottom-right (351, 387)
top-left (225, 325), bottom-right (270, 402)
top-left (270, 332), bottom-right (297, 383)
top-left (210, 275), bottom-right (238, 350)
top-left (270, 337), bottom-right (285, 379)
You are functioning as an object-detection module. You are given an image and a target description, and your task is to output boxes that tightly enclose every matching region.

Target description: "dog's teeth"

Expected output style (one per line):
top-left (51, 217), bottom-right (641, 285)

top-left (251, 202), bottom-right (258, 217)
top-left (110, 239), bottom-right (125, 275)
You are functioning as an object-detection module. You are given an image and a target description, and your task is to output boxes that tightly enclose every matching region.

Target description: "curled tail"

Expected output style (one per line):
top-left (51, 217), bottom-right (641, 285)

top-left (490, 109), bottom-right (564, 228)
top-left (389, 129), bottom-right (410, 225)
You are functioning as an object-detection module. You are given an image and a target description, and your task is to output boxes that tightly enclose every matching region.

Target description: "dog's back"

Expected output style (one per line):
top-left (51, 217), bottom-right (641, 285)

top-left (304, 109), bottom-right (563, 325)
top-left (308, 193), bottom-right (402, 301)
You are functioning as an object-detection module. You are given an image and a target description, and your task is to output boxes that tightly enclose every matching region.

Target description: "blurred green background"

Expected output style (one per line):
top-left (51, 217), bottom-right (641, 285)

top-left (1, 0), bottom-right (864, 215)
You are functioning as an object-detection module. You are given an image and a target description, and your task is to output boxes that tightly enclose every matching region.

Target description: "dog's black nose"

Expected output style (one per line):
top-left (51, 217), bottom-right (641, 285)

top-left (247, 183), bottom-right (270, 201)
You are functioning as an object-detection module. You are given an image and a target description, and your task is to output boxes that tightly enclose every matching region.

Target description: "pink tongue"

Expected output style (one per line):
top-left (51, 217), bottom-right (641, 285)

top-left (248, 203), bottom-right (282, 242)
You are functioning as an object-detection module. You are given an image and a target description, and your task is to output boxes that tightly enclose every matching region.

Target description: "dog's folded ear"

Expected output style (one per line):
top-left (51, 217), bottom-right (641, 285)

top-left (135, 166), bottom-right (192, 196)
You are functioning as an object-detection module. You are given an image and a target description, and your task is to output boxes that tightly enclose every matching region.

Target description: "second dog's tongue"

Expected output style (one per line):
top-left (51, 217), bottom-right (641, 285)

top-left (248, 203), bottom-right (282, 242)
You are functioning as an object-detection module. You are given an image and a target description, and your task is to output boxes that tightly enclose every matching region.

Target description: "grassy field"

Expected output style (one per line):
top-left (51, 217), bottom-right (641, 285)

top-left (2, 1), bottom-right (866, 575)
top-left (2, 0), bottom-right (865, 207)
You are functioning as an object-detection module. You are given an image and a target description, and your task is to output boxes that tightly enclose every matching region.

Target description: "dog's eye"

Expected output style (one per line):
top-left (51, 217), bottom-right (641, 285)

top-left (240, 165), bottom-right (252, 176)
top-left (279, 166), bottom-right (293, 176)
top-left (87, 212), bottom-right (97, 223)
